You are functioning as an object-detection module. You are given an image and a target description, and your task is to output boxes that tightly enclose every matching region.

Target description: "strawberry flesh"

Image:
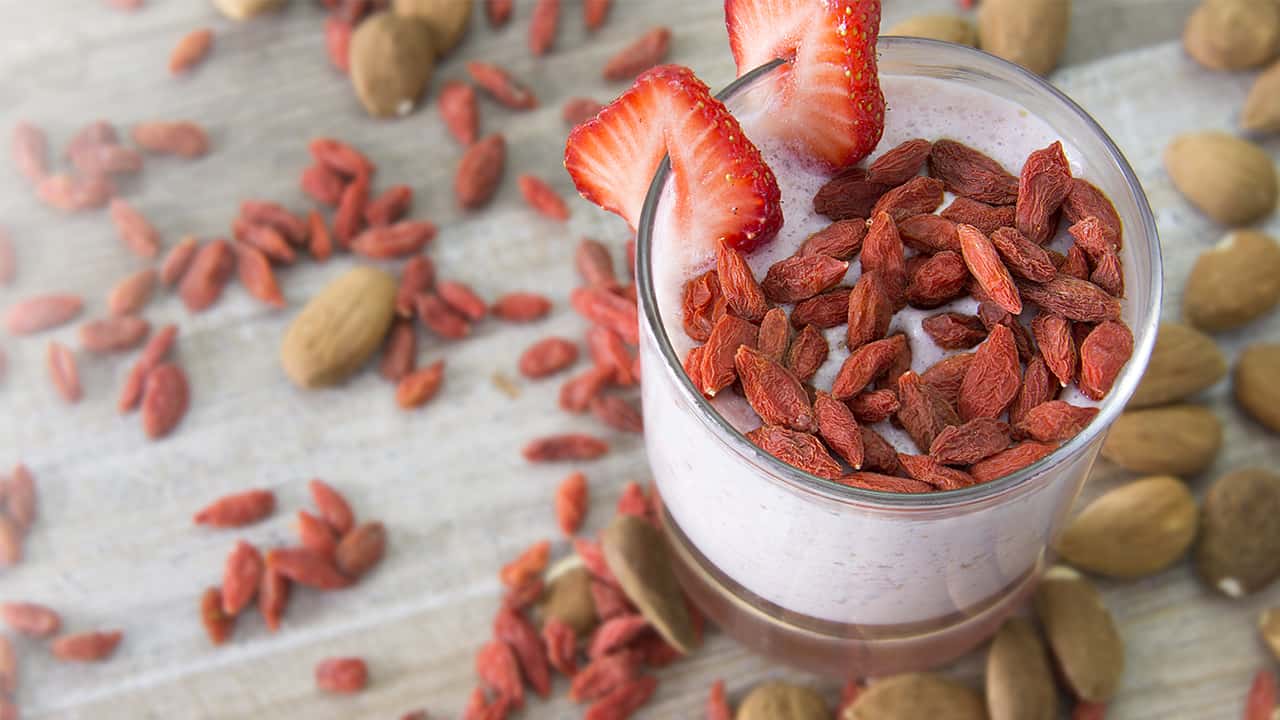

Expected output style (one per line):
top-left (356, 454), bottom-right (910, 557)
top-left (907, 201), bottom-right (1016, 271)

top-left (564, 64), bottom-right (783, 253)
top-left (726, 0), bottom-right (885, 169)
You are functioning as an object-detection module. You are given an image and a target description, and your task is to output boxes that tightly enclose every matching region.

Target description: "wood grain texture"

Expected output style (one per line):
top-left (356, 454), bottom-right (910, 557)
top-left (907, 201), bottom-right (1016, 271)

top-left (0, 1), bottom-right (1274, 718)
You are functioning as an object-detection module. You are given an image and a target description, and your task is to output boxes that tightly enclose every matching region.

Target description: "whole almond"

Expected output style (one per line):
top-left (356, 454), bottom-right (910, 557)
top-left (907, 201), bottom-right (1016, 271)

top-left (392, 0), bottom-right (473, 54)
top-left (1243, 60), bottom-right (1280, 134)
top-left (350, 12), bottom-right (436, 118)
top-left (1195, 468), bottom-right (1280, 597)
top-left (1034, 566), bottom-right (1124, 702)
top-left (738, 681), bottom-right (828, 720)
top-left (886, 14), bottom-right (977, 46)
top-left (1259, 607), bottom-right (1280, 660)
top-left (844, 673), bottom-right (985, 720)
top-left (1101, 405), bottom-right (1222, 476)
top-left (986, 618), bottom-right (1057, 720)
top-left (455, 133), bottom-right (505, 209)
top-left (1164, 134), bottom-right (1277, 226)
top-left (280, 266), bottom-right (397, 388)
top-left (1235, 343), bottom-right (1280, 432)
top-left (1129, 322), bottom-right (1226, 408)
top-left (601, 514), bottom-right (694, 654)
top-left (1183, 0), bottom-right (1280, 71)
top-left (1183, 231), bottom-right (1280, 331)
top-left (212, 0), bottom-right (288, 21)
top-left (978, 0), bottom-right (1070, 75)
top-left (540, 565), bottom-right (597, 637)
top-left (1056, 475), bottom-right (1198, 578)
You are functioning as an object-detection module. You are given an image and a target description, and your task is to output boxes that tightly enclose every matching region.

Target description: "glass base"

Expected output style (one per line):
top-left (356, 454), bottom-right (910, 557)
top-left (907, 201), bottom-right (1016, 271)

top-left (660, 504), bottom-right (1044, 677)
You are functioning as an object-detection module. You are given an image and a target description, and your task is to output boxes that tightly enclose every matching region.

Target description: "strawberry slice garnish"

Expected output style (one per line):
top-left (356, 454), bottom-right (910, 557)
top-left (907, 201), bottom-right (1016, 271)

top-left (725, 0), bottom-right (885, 169)
top-left (564, 64), bottom-right (783, 253)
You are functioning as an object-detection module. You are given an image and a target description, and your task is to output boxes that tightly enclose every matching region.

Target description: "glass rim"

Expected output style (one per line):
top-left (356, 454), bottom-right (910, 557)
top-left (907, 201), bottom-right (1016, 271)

top-left (635, 37), bottom-right (1164, 510)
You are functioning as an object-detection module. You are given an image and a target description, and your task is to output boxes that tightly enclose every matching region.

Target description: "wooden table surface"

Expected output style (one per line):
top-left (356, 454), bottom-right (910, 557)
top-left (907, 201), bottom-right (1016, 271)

top-left (1, 1), bottom-right (1276, 718)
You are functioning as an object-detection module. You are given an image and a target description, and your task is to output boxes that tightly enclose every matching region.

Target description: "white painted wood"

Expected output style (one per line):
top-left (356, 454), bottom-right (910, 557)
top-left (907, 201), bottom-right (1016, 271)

top-left (0, 1), bottom-right (1274, 718)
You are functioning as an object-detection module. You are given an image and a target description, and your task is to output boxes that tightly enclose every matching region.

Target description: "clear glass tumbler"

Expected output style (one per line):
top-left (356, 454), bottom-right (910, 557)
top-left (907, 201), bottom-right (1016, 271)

top-left (635, 39), bottom-right (1162, 676)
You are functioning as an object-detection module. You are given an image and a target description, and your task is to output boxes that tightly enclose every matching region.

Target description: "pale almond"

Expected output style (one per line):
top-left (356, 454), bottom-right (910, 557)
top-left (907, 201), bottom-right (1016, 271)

top-left (886, 14), bottom-right (977, 46)
top-left (978, 0), bottom-right (1070, 76)
top-left (844, 673), bottom-right (985, 720)
top-left (1101, 405), bottom-right (1222, 476)
top-left (1243, 60), bottom-right (1280, 134)
top-left (1129, 322), bottom-right (1226, 408)
top-left (985, 618), bottom-right (1057, 720)
top-left (1183, 0), bottom-right (1280, 71)
top-left (1056, 475), bottom-right (1198, 578)
top-left (1235, 342), bottom-right (1280, 432)
top-left (1034, 566), bottom-right (1124, 702)
top-left (280, 266), bottom-right (397, 388)
top-left (1183, 231), bottom-right (1280, 331)
top-left (1164, 134), bottom-right (1277, 226)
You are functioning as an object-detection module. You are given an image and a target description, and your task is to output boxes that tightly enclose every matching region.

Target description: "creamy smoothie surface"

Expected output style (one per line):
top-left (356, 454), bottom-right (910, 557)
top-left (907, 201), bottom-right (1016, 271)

top-left (653, 75), bottom-right (1101, 450)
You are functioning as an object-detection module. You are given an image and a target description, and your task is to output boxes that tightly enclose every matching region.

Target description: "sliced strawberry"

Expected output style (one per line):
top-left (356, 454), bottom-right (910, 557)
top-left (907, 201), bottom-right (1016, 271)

top-left (726, 0), bottom-right (815, 72)
top-left (726, 0), bottom-right (884, 169)
top-left (565, 64), bottom-right (783, 253)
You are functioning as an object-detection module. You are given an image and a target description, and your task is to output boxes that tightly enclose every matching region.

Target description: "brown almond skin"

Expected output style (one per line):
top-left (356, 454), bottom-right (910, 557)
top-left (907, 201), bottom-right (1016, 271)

top-left (1183, 231), bottom-right (1280, 331)
top-left (393, 0), bottom-right (473, 55)
top-left (978, 0), bottom-right (1070, 76)
top-left (540, 565), bottom-right (597, 638)
top-left (986, 618), bottom-right (1056, 720)
top-left (1034, 566), bottom-right (1124, 702)
top-left (1100, 405), bottom-right (1222, 477)
top-left (1164, 136), bottom-right (1278, 227)
top-left (1129, 322), bottom-right (1226, 408)
top-left (844, 673), bottom-right (985, 720)
top-left (601, 514), bottom-right (694, 654)
top-left (349, 12), bottom-right (436, 118)
top-left (1195, 468), bottom-right (1280, 597)
top-left (886, 15), bottom-right (977, 46)
top-left (1243, 60), bottom-right (1280, 134)
top-left (737, 681), bottom-right (829, 720)
top-left (280, 267), bottom-right (397, 388)
top-left (1056, 475), bottom-right (1199, 578)
top-left (1235, 343), bottom-right (1280, 432)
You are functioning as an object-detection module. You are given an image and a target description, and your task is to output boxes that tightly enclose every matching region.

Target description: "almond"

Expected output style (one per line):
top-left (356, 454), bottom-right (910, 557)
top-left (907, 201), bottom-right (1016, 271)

top-left (1235, 342), bottom-right (1280, 432)
top-left (1195, 468), bottom-right (1280, 597)
top-left (212, 0), bottom-right (287, 20)
top-left (1259, 607), bottom-right (1280, 661)
top-left (540, 565), bottom-right (597, 638)
top-left (738, 681), bottom-right (828, 720)
top-left (1034, 566), bottom-right (1124, 702)
top-left (601, 514), bottom-right (694, 654)
top-left (985, 618), bottom-right (1057, 720)
top-left (1056, 475), bottom-right (1198, 578)
top-left (349, 12), bottom-right (436, 118)
top-left (886, 15), bottom-right (977, 46)
top-left (392, 0), bottom-right (473, 54)
top-left (1164, 134), bottom-right (1277, 226)
top-left (1101, 405), bottom-right (1222, 476)
top-left (978, 0), bottom-right (1070, 75)
top-left (844, 673), bottom-right (985, 720)
top-left (1183, 0), bottom-right (1280, 71)
top-left (1129, 322), bottom-right (1226, 408)
top-left (280, 267), bottom-right (397, 388)
top-left (1243, 60), bottom-right (1280, 134)
top-left (1183, 231), bottom-right (1280, 331)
